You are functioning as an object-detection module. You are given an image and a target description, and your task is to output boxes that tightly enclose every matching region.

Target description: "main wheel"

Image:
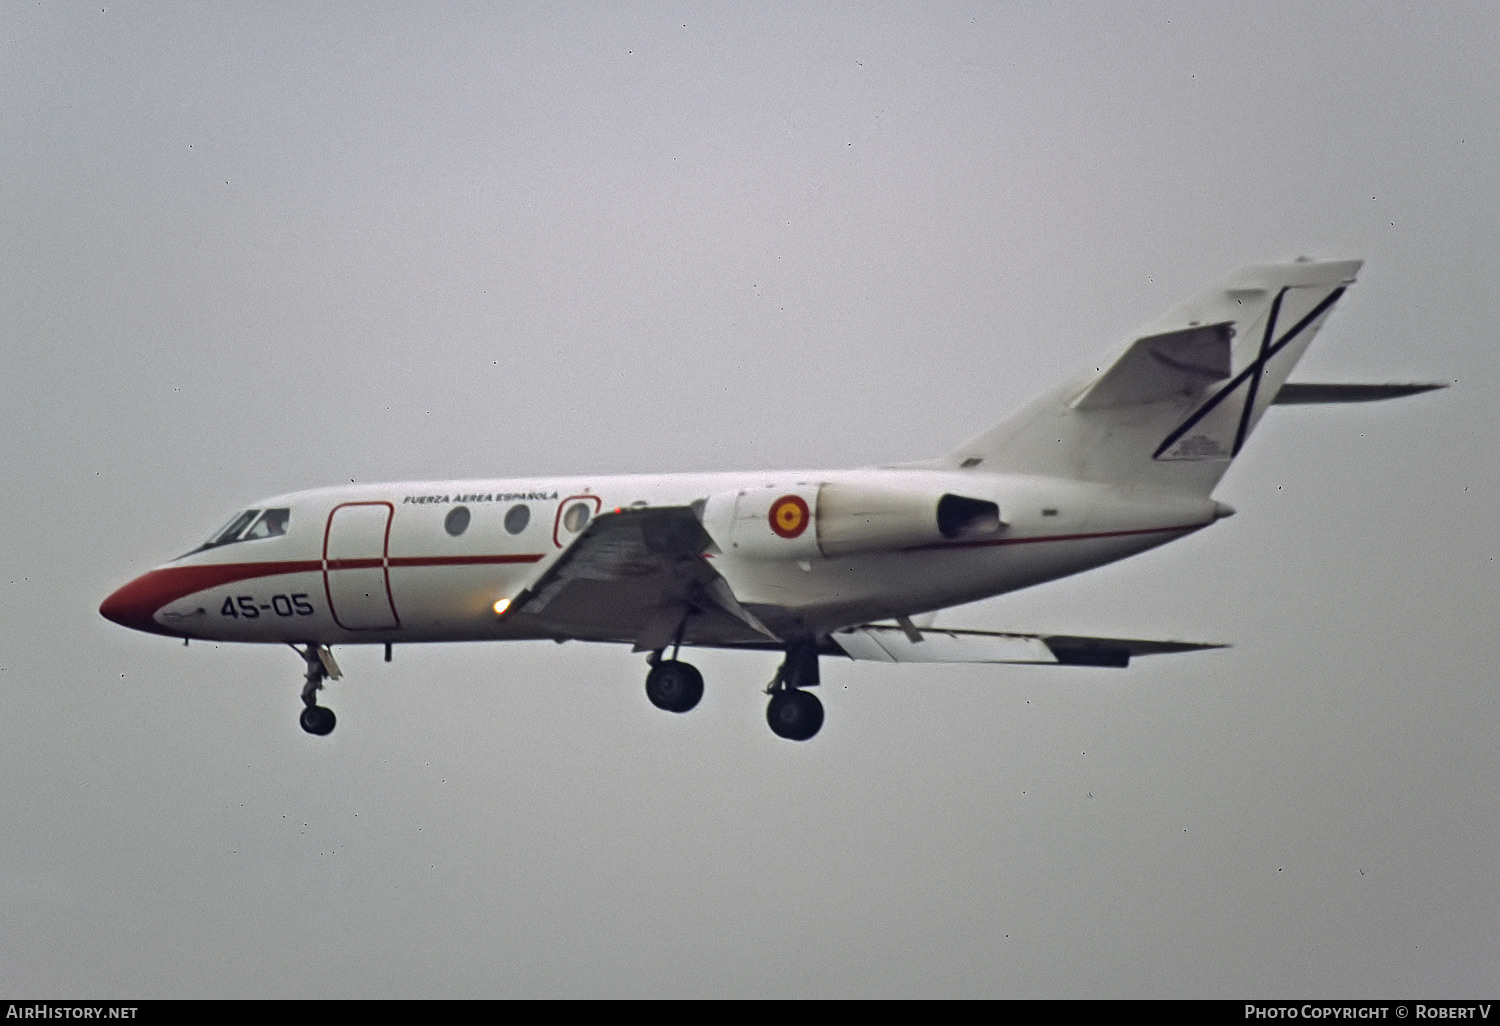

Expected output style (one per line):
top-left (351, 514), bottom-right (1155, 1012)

top-left (766, 689), bottom-right (823, 741)
top-left (645, 659), bottom-right (704, 713)
top-left (299, 705), bottom-right (336, 736)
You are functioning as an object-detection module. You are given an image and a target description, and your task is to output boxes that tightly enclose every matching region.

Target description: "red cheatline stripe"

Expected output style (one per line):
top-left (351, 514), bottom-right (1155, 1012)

top-left (324, 554), bottom-right (547, 570)
top-left (388, 554), bottom-right (546, 568)
top-left (324, 559), bottom-right (383, 571)
top-left (912, 522), bottom-right (1204, 551)
top-left (100, 554), bottom-right (549, 635)
top-left (327, 555), bottom-right (548, 570)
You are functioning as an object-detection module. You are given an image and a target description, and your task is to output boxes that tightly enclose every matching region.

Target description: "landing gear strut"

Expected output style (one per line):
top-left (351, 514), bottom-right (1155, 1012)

top-left (293, 643), bottom-right (341, 736)
top-left (765, 641), bottom-right (824, 741)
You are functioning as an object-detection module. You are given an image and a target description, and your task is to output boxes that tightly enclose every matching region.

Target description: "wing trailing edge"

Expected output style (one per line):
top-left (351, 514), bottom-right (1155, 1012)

top-left (830, 624), bottom-right (1226, 667)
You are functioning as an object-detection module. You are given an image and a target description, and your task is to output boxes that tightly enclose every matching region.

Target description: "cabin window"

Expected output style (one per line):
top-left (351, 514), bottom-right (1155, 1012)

top-left (444, 506), bottom-right (471, 537)
top-left (562, 502), bottom-right (591, 533)
top-left (504, 504), bottom-right (530, 535)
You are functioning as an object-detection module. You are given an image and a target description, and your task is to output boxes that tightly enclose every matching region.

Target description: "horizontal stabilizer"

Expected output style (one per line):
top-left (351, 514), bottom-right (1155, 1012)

top-left (1272, 382), bottom-right (1447, 404)
top-left (830, 624), bottom-right (1225, 668)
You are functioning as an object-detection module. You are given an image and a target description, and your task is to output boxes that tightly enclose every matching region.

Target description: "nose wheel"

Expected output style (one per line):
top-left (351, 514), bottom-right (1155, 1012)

top-left (293, 643), bottom-right (342, 737)
top-left (299, 704), bottom-right (336, 736)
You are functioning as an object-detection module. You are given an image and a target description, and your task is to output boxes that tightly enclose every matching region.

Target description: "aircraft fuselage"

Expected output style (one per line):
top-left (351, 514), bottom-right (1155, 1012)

top-left (101, 468), bottom-right (1223, 648)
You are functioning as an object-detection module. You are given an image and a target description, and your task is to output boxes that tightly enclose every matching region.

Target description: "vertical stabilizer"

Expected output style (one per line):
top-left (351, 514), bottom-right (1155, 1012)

top-left (945, 259), bottom-right (1363, 496)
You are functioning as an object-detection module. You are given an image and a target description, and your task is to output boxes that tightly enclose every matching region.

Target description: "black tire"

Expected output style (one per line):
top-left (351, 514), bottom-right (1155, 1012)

top-left (766, 689), bottom-right (824, 741)
top-left (644, 659), bottom-right (704, 713)
top-left (299, 705), bottom-right (336, 736)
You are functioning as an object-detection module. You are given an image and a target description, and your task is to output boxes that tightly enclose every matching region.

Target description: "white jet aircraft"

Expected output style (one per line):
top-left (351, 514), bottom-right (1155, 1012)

top-left (101, 258), bottom-right (1440, 740)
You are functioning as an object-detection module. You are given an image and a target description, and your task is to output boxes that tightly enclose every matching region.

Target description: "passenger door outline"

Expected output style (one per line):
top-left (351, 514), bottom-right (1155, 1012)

top-left (323, 501), bottom-right (400, 630)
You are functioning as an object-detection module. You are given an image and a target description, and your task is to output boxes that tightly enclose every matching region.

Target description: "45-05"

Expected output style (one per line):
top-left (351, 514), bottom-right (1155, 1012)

top-left (220, 593), bottom-right (315, 619)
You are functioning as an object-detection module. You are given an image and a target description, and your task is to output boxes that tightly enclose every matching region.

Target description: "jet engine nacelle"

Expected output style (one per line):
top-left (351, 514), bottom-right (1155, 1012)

top-left (699, 478), bottom-right (1002, 560)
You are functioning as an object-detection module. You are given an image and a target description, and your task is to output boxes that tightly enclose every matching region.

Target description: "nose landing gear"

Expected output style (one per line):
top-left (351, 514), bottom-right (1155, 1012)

top-left (299, 704), bottom-right (336, 736)
top-left (293, 643), bottom-right (342, 736)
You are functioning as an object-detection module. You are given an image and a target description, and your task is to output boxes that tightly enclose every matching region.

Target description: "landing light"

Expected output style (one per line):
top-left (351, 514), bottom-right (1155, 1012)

top-left (493, 598), bottom-right (511, 616)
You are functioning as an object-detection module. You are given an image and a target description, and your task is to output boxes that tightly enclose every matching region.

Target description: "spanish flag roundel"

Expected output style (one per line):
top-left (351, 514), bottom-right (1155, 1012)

top-left (768, 494), bottom-right (810, 539)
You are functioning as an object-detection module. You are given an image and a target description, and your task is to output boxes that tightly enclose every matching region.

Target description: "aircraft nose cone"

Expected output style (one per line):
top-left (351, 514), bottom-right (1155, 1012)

top-left (100, 572), bottom-right (179, 636)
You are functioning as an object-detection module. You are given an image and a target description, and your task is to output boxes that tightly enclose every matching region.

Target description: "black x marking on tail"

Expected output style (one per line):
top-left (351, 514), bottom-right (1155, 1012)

top-left (1153, 285), bottom-right (1346, 459)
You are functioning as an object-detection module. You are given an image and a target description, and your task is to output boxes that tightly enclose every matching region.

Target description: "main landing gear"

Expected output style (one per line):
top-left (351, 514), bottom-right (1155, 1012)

top-left (764, 641), bottom-right (823, 742)
top-left (293, 643), bottom-right (342, 736)
top-left (642, 640), bottom-right (825, 741)
top-left (645, 619), bottom-right (705, 713)
top-left (645, 655), bottom-right (705, 713)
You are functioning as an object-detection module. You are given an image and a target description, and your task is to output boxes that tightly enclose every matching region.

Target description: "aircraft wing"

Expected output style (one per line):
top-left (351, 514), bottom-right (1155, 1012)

top-left (503, 506), bottom-right (778, 649)
top-left (829, 624), bottom-right (1226, 668)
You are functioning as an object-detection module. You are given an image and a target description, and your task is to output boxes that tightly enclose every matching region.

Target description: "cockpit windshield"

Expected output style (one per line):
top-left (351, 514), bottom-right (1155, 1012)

top-left (189, 507), bottom-right (291, 554)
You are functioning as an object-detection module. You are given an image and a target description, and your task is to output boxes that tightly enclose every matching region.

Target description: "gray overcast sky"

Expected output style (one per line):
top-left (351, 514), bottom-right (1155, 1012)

top-left (3, 1), bottom-right (1496, 998)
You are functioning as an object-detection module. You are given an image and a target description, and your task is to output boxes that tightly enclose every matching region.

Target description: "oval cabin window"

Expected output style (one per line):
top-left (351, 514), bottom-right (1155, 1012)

top-left (562, 502), bottom-right (590, 533)
top-left (444, 506), bottom-right (471, 536)
top-left (504, 504), bottom-right (530, 535)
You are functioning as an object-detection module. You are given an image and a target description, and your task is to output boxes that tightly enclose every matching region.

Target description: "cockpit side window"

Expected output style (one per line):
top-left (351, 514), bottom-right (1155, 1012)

top-left (242, 508), bottom-right (290, 540)
top-left (191, 507), bottom-right (291, 554)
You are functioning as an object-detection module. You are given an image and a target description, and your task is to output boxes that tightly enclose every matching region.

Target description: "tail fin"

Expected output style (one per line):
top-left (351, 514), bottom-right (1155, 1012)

top-left (945, 259), bottom-right (1363, 496)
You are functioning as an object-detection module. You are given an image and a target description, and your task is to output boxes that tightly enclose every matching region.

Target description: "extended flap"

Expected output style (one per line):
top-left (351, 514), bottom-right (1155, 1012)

top-left (831, 624), bottom-right (1226, 666)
